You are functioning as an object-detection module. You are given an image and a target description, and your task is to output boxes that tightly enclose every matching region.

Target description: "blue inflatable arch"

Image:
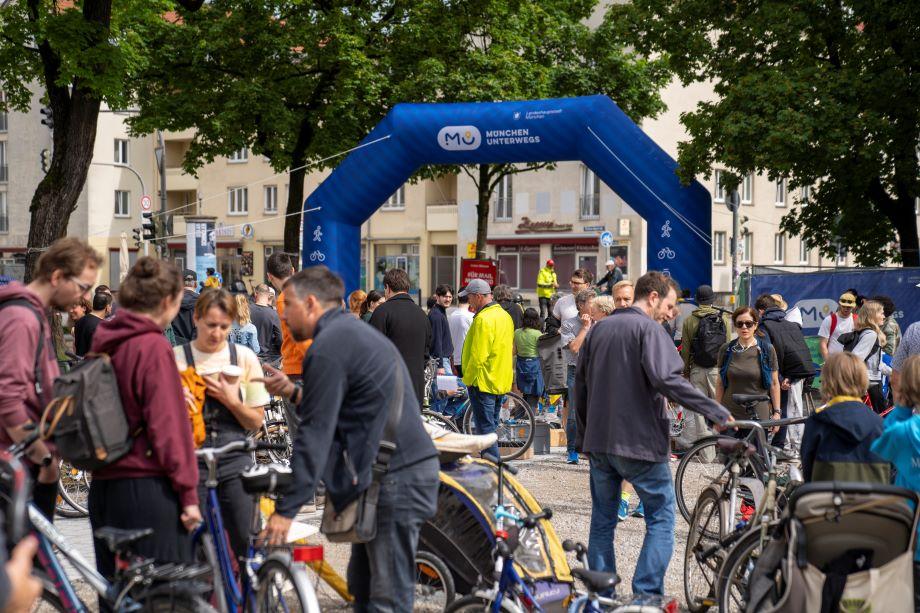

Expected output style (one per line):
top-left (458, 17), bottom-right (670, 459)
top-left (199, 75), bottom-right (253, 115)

top-left (304, 95), bottom-right (712, 292)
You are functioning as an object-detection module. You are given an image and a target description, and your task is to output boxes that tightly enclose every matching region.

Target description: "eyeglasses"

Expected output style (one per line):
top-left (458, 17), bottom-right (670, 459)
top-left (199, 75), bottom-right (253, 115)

top-left (570, 280), bottom-right (587, 286)
top-left (70, 277), bottom-right (93, 293)
top-left (735, 320), bottom-right (756, 329)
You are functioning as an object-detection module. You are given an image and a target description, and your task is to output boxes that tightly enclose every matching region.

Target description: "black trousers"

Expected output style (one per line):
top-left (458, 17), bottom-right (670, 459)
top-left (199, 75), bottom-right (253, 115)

top-left (867, 383), bottom-right (887, 414)
top-left (538, 297), bottom-right (551, 320)
top-left (28, 463), bottom-right (58, 522)
top-left (198, 453), bottom-right (254, 563)
top-left (89, 477), bottom-right (192, 580)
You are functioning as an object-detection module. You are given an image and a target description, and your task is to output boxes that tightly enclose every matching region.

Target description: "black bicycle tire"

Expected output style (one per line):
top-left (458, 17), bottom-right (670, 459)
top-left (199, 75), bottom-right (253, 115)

top-left (415, 550), bottom-right (456, 607)
top-left (460, 392), bottom-right (536, 461)
top-left (56, 462), bottom-right (90, 518)
top-left (445, 594), bottom-right (519, 613)
top-left (254, 557), bottom-right (320, 613)
top-left (675, 436), bottom-right (767, 525)
top-left (421, 410), bottom-right (460, 433)
top-left (684, 487), bottom-right (723, 613)
top-left (715, 528), bottom-right (763, 613)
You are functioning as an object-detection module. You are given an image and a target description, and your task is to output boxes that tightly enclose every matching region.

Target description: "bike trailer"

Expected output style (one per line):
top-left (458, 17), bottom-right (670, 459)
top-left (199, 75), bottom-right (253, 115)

top-left (420, 458), bottom-right (573, 609)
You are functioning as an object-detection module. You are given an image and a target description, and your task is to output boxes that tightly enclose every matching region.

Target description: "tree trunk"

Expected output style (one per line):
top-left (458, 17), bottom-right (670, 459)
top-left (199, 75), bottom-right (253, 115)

top-left (475, 164), bottom-right (492, 259)
top-left (282, 117), bottom-right (315, 264)
top-left (891, 199), bottom-right (920, 267)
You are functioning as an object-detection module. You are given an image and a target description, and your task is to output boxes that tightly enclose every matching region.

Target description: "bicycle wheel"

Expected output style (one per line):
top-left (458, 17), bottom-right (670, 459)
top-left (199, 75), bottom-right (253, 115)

top-left (461, 392), bottom-right (535, 461)
top-left (421, 410), bottom-right (460, 433)
top-left (715, 529), bottom-right (764, 613)
top-left (675, 436), bottom-right (766, 525)
top-left (684, 487), bottom-right (724, 613)
top-left (415, 550), bottom-right (455, 611)
top-left (56, 462), bottom-right (90, 518)
top-left (254, 558), bottom-right (320, 613)
top-left (256, 410), bottom-right (293, 465)
top-left (445, 594), bottom-right (520, 612)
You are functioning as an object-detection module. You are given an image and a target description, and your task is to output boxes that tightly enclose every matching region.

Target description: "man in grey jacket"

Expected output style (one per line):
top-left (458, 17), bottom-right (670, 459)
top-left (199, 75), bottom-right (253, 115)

top-left (574, 271), bottom-right (732, 596)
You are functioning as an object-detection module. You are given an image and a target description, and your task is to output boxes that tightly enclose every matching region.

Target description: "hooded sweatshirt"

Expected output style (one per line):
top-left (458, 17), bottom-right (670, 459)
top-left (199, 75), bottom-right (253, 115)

top-left (800, 400), bottom-right (889, 484)
top-left (871, 406), bottom-right (920, 561)
top-left (91, 309), bottom-right (199, 508)
top-left (0, 283), bottom-right (60, 449)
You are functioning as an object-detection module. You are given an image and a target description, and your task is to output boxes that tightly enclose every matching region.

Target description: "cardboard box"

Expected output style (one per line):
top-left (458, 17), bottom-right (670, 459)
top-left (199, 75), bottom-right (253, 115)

top-left (549, 428), bottom-right (567, 448)
top-left (500, 445), bottom-right (534, 461)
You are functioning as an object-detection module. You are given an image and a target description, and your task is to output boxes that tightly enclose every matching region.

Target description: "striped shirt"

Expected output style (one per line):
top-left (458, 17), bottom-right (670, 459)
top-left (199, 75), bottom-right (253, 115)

top-left (892, 322), bottom-right (920, 372)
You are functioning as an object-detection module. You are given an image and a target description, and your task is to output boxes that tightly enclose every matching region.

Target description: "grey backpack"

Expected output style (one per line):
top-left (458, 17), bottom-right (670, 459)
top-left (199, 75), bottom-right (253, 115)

top-left (44, 354), bottom-right (136, 471)
top-left (537, 332), bottom-right (568, 394)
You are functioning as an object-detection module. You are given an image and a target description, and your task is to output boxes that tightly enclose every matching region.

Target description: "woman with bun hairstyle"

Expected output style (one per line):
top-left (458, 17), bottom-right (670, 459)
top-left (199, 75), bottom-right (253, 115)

top-left (88, 258), bottom-right (202, 588)
top-left (174, 288), bottom-right (269, 563)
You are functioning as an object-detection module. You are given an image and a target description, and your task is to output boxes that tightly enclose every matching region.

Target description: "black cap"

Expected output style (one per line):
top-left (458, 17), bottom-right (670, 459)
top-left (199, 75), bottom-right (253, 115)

top-left (183, 269), bottom-right (197, 282)
top-left (695, 284), bottom-right (715, 304)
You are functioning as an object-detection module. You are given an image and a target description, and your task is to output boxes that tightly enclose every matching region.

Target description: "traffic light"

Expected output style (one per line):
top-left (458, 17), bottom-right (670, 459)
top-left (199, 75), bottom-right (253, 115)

top-left (39, 149), bottom-right (51, 173)
top-left (39, 106), bottom-right (53, 129)
top-left (132, 227), bottom-right (141, 249)
top-left (141, 212), bottom-right (156, 241)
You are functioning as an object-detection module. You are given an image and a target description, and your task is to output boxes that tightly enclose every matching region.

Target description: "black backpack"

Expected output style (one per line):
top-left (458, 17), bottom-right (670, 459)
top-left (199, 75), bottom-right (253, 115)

top-left (838, 329), bottom-right (879, 362)
top-left (690, 312), bottom-right (727, 368)
top-left (44, 353), bottom-right (138, 471)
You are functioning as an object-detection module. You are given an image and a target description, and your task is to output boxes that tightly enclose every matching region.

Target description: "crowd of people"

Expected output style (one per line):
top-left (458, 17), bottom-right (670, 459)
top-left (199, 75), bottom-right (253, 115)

top-left (1, 236), bottom-right (919, 611)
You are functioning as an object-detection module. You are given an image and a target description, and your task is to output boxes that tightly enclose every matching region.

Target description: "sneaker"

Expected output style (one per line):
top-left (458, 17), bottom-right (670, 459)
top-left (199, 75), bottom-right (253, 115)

top-left (566, 451), bottom-right (579, 464)
top-left (631, 501), bottom-right (645, 518)
top-left (617, 498), bottom-right (629, 521)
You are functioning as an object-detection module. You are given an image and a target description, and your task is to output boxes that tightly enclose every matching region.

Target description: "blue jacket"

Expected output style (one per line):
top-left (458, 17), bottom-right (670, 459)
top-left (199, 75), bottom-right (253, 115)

top-left (428, 304), bottom-right (453, 360)
top-left (871, 406), bottom-right (920, 561)
top-left (800, 400), bottom-right (889, 483)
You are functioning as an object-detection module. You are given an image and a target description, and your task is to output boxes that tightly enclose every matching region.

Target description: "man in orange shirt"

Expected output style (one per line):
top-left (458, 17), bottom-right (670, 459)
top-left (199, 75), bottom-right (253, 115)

top-left (266, 252), bottom-right (311, 382)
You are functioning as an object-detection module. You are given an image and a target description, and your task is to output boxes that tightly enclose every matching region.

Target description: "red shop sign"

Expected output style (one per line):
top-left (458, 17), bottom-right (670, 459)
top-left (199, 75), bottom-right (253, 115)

top-left (460, 258), bottom-right (498, 288)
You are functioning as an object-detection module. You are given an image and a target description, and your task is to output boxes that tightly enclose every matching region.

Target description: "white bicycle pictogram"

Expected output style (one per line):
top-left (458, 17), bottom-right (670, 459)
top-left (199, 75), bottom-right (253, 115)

top-left (657, 247), bottom-right (676, 260)
top-left (309, 250), bottom-right (326, 262)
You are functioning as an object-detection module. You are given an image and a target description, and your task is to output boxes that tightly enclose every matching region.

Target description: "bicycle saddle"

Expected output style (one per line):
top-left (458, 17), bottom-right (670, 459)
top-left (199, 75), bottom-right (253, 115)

top-left (241, 463), bottom-right (293, 495)
top-left (732, 394), bottom-right (770, 405)
top-left (717, 438), bottom-right (757, 458)
top-left (572, 567), bottom-right (620, 593)
top-left (94, 527), bottom-right (153, 552)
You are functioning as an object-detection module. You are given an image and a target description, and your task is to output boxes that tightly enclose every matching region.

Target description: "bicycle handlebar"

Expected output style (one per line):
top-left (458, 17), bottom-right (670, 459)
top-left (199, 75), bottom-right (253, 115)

top-left (726, 420), bottom-right (769, 451)
top-left (483, 453), bottom-right (519, 475)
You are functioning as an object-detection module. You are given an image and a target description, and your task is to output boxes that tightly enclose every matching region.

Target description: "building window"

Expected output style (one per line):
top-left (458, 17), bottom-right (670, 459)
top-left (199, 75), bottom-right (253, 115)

top-left (114, 139), bottom-right (129, 165)
top-left (264, 185), bottom-right (278, 213)
top-left (835, 242), bottom-right (847, 265)
top-left (740, 232), bottom-right (752, 264)
top-left (109, 250), bottom-right (139, 290)
top-left (580, 165), bottom-right (600, 219)
top-left (0, 192), bottom-right (8, 233)
top-left (374, 243), bottom-right (419, 290)
top-left (497, 245), bottom-right (541, 290)
top-left (114, 190), bottom-right (130, 217)
top-left (741, 173), bottom-right (753, 204)
top-left (494, 175), bottom-right (513, 221)
top-left (713, 169), bottom-right (725, 202)
top-left (382, 185), bottom-right (405, 210)
top-left (0, 90), bottom-right (7, 133)
top-left (228, 148), bottom-right (248, 163)
top-left (774, 233), bottom-right (785, 264)
top-left (774, 178), bottom-right (786, 206)
top-left (430, 245), bottom-right (457, 294)
top-left (801, 185), bottom-right (811, 202)
top-left (0, 141), bottom-right (7, 183)
top-left (713, 231), bottom-right (726, 264)
top-left (799, 240), bottom-right (810, 264)
top-left (228, 186), bottom-right (248, 215)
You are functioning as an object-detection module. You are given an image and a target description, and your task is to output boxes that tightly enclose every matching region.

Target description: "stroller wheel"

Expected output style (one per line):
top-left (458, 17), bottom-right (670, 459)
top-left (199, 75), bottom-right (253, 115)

top-left (415, 550), bottom-right (455, 610)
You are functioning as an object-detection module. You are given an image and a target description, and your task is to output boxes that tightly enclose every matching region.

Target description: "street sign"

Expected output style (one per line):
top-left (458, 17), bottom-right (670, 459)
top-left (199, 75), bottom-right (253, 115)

top-left (140, 195), bottom-right (152, 212)
top-left (460, 259), bottom-right (498, 287)
top-left (600, 231), bottom-right (614, 248)
top-left (726, 190), bottom-right (741, 212)
top-left (241, 223), bottom-right (254, 239)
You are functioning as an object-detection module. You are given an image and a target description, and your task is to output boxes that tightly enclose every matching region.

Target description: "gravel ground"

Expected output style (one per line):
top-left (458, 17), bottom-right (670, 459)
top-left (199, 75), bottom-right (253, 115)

top-left (47, 447), bottom-right (718, 611)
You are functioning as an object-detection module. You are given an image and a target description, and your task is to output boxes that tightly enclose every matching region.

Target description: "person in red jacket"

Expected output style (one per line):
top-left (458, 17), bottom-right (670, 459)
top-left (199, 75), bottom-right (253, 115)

top-left (88, 258), bottom-right (202, 586)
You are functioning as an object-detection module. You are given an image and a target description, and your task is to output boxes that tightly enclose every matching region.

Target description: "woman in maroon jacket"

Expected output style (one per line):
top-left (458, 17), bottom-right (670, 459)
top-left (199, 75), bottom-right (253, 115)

top-left (88, 258), bottom-right (202, 584)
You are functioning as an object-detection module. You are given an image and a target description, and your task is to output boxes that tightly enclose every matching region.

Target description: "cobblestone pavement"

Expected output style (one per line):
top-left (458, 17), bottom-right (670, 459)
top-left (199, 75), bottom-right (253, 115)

top-left (53, 447), bottom-right (704, 611)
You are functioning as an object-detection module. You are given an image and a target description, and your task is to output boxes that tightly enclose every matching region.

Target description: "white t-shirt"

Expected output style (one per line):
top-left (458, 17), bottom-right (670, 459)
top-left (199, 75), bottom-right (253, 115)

top-left (817, 312), bottom-right (855, 355)
top-left (174, 343), bottom-right (271, 407)
top-left (553, 294), bottom-right (578, 322)
top-left (448, 308), bottom-right (474, 366)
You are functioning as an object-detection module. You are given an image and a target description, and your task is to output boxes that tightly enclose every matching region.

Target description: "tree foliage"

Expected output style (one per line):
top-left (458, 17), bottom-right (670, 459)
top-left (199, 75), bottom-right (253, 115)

top-left (615, 0), bottom-right (920, 267)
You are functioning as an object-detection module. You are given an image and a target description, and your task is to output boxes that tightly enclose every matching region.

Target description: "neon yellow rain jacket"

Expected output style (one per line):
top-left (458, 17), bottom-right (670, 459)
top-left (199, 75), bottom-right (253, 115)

top-left (462, 301), bottom-right (514, 395)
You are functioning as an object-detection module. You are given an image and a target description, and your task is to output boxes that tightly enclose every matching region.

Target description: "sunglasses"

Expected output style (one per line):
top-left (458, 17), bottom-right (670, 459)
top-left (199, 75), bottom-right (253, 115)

top-left (735, 320), bottom-right (756, 329)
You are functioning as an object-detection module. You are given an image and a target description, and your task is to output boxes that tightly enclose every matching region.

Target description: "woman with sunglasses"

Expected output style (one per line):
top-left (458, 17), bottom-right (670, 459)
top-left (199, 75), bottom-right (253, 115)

top-left (716, 307), bottom-right (781, 422)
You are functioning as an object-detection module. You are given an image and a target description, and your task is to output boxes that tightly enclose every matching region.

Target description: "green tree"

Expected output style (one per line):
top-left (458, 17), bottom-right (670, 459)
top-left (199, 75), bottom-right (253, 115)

top-left (0, 0), bottom-right (192, 279)
top-left (616, 0), bottom-right (920, 266)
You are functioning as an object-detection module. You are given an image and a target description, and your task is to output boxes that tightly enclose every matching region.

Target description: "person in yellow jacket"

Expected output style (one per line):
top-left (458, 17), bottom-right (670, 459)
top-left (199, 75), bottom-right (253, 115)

top-left (536, 259), bottom-right (558, 319)
top-left (460, 278), bottom-right (514, 459)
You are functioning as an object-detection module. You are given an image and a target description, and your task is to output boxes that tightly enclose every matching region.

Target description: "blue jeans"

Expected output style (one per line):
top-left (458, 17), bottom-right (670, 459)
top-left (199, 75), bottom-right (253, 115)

top-left (430, 358), bottom-right (452, 413)
top-left (566, 365), bottom-right (577, 453)
top-left (468, 386), bottom-right (502, 459)
top-left (348, 456), bottom-right (439, 612)
top-left (587, 453), bottom-right (675, 595)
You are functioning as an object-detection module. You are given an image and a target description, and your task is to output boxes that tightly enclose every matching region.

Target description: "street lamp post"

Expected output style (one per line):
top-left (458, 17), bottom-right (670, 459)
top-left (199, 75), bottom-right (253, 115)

top-left (93, 161), bottom-right (149, 256)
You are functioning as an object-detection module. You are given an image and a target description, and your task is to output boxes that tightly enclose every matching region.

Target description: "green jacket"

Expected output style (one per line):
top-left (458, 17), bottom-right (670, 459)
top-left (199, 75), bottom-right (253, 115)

top-left (536, 267), bottom-right (557, 299)
top-left (680, 305), bottom-right (732, 373)
top-left (462, 301), bottom-right (514, 395)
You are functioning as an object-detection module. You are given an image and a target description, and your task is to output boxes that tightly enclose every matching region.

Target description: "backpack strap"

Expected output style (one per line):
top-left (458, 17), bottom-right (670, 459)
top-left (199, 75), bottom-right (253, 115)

top-left (182, 342), bottom-right (196, 369)
top-left (829, 312), bottom-right (838, 337)
top-left (0, 298), bottom-right (47, 396)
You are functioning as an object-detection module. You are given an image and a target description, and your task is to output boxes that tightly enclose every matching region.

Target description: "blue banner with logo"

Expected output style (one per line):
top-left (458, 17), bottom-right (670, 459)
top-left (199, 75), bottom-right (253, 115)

top-left (749, 268), bottom-right (920, 334)
top-left (304, 95), bottom-right (712, 292)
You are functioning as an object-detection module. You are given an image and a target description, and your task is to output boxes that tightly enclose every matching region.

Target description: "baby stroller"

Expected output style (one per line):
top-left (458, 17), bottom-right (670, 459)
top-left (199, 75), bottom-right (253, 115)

top-left (744, 482), bottom-right (919, 613)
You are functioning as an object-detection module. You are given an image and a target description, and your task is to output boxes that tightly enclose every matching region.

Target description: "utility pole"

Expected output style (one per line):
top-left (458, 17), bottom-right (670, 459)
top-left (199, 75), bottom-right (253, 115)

top-left (727, 190), bottom-right (741, 299)
top-left (154, 131), bottom-right (167, 258)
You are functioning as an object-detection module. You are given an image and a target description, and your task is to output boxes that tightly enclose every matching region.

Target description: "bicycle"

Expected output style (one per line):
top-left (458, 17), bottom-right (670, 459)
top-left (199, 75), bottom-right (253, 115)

top-left (683, 419), bottom-right (803, 613)
top-left (3, 433), bottom-right (216, 613)
top-left (193, 438), bottom-right (320, 613)
top-left (56, 460), bottom-right (90, 518)
top-left (444, 453), bottom-right (553, 612)
top-left (254, 396), bottom-right (295, 465)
